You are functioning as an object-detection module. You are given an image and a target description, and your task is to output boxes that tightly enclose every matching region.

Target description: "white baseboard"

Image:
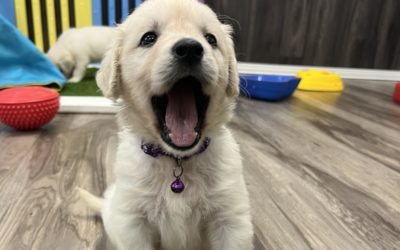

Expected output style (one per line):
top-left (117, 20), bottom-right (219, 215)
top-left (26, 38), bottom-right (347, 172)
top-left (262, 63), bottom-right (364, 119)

top-left (60, 63), bottom-right (399, 114)
top-left (59, 96), bottom-right (119, 113)
top-left (238, 62), bottom-right (400, 81)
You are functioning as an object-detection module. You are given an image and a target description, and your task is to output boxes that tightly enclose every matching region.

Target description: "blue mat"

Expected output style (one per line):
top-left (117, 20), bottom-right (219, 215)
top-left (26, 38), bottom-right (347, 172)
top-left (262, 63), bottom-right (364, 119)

top-left (0, 15), bottom-right (65, 89)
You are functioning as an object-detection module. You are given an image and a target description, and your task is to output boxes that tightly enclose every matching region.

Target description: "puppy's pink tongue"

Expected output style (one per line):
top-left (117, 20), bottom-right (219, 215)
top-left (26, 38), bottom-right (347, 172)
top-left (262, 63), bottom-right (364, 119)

top-left (166, 83), bottom-right (198, 147)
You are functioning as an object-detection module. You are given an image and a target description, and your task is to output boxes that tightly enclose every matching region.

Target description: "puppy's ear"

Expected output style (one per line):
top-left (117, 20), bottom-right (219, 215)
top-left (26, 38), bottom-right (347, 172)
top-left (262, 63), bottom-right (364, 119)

top-left (223, 24), bottom-right (240, 97)
top-left (96, 29), bottom-right (123, 100)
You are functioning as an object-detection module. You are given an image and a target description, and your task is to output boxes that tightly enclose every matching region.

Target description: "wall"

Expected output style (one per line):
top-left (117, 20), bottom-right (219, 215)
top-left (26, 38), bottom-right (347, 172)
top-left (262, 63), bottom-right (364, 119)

top-left (208, 0), bottom-right (400, 69)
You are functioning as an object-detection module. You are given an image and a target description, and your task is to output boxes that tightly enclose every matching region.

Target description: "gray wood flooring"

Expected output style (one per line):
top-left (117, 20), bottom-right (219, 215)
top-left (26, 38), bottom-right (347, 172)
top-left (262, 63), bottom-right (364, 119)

top-left (1, 79), bottom-right (400, 249)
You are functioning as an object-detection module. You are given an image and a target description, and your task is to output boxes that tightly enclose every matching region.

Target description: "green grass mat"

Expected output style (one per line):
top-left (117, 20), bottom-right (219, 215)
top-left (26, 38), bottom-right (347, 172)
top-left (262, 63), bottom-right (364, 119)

top-left (60, 68), bottom-right (102, 96)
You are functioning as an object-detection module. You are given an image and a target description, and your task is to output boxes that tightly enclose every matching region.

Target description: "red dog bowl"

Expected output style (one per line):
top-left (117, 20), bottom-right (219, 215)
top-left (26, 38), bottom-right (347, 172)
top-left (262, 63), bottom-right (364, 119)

top-left (394, 82), bottom-right (400, 105)
top-left (0, 86), bottom-right (60, 130)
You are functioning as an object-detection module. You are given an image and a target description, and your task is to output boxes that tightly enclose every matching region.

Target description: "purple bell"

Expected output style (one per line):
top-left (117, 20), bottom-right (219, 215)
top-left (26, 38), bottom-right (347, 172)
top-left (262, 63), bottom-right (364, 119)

top-left (171, 179), bottom-right (185, 193)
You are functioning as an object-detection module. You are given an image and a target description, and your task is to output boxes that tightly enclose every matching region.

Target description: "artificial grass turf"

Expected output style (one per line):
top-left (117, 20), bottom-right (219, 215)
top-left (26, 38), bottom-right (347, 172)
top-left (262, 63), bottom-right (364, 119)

top-left (59, 68), bottom-right (102, 96)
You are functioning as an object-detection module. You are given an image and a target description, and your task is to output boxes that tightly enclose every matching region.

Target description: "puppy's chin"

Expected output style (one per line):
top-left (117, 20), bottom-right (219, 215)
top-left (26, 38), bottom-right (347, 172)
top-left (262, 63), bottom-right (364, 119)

top-left (158, 136), bottom-right (209, 158)
top-left (151, 76), bottom-right (210, 154)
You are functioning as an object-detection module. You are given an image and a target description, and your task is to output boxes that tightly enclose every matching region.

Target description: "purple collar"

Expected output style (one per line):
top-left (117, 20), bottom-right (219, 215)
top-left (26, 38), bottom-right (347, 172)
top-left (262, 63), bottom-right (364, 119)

top-left (140, 138), bottom-right (211, 193)
top-left (141, 137), bottom-right (211, 160)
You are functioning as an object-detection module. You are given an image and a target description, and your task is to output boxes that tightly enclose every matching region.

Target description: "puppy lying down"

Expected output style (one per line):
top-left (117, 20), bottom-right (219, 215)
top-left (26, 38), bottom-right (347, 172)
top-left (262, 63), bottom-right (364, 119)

top-left (79, 0), bottom-right (254, 249)
top-left (47, 26), bottom-right (115, 82)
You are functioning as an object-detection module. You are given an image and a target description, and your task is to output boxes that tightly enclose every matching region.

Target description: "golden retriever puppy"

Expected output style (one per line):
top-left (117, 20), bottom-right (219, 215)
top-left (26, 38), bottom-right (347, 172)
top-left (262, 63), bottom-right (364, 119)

top-left (80, 0), bottom-right (254, 249)
top-left (47, 26), bottom-right (115, 82)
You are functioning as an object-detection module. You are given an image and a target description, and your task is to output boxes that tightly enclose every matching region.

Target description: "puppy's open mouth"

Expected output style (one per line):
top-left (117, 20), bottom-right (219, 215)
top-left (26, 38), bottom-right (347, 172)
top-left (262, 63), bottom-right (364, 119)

top-left (151, 76), bottom-right (209, 150)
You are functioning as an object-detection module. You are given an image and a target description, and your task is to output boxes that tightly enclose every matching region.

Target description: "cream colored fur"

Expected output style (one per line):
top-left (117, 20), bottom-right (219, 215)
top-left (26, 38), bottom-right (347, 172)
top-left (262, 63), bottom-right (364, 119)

top-left (80, 0), bottom-right (253, 249)
top-left (47, 26), bottom-right (115, 82)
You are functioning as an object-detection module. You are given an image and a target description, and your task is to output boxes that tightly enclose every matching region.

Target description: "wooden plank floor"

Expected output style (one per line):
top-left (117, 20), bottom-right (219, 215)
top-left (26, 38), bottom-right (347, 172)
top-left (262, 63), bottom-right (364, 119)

top-left (1, 79), bottom-right (400, 250)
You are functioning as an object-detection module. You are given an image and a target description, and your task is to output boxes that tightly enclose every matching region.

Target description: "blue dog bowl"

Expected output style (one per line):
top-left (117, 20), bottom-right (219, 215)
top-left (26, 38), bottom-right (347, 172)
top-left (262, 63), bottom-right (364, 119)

top-left (240, 75), bottom-right (300, 101)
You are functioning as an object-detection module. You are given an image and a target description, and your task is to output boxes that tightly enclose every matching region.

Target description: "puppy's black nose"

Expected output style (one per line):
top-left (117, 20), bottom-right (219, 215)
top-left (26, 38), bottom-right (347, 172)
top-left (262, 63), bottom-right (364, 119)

top-left (172, 39), bottom-right (204, 65)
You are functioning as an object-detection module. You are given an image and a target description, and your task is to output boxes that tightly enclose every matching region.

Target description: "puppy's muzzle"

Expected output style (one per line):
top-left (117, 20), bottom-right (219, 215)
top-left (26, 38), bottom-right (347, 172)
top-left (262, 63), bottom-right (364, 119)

top-left (172, 39), bottom-right (204, 65)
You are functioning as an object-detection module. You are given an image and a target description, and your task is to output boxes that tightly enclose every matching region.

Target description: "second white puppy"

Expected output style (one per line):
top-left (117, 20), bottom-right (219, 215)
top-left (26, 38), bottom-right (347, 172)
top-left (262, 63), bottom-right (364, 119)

top-left (47, 26), bottom-right (115, 82)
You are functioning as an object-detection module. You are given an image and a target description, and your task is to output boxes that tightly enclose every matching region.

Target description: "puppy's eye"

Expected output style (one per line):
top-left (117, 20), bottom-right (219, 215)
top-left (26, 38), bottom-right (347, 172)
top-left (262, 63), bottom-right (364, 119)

top-left (140, 32), bottom-right (157, 47)
top-left (205, 33), bottom-right (217, 47)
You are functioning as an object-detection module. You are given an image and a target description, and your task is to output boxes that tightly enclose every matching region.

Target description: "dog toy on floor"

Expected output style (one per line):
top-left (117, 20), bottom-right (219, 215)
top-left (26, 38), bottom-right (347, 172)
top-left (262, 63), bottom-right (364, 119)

top-left (0, 86), bottom-right (60, 130)
top-left (394, 82), bottom-right (400, 105)
top-left (240, 74), bottom-right (300, 101)
top-left (296, 69), bottom-right (344, 91)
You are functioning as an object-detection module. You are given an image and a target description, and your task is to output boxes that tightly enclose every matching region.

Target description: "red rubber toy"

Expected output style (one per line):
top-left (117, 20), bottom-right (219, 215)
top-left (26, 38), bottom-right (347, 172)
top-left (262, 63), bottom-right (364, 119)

top-left (0, 86), bottom-right (60, 130)
top-left (394, 82), bottom-right (400, 105)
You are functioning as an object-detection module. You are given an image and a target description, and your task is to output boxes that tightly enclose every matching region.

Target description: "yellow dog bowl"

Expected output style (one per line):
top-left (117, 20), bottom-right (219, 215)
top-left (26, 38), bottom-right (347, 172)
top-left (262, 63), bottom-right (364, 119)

top-left (296, 69), bottom-right (344, 91)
